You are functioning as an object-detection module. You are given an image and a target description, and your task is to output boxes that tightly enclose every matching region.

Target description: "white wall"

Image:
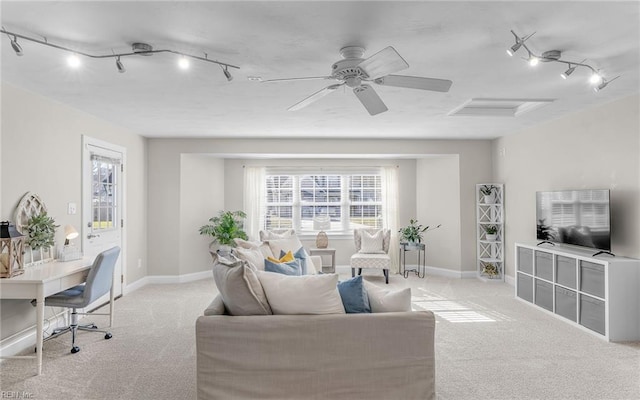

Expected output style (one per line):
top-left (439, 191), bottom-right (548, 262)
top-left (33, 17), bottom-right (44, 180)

top-left (493, 94), bottom-right (640, 278)
top-left (0, 83), bottom-right (147, 339)
top-left (417, 156), bottom-right (463, 273)
top-left (180, 154), bottom-right (225, 275)
top-left (147, 138), bottom-right (493, 277)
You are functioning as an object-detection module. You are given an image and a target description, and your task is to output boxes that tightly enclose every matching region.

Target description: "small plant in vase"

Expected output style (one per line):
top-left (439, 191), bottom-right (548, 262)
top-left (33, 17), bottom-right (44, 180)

top-left (399, 219), bottom-right (441, 246)
top-left (480, 185), bottom-right (497, 204)
top-left (26, 211), bottom-right (59, 251)
top-left (199, 210), bottom-right (248, 253)
top-left (484, 225), bottom-right (498, 241)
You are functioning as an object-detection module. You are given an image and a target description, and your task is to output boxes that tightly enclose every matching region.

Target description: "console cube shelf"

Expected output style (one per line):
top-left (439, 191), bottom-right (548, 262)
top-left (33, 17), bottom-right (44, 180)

top-left (515, 243), bottom-right (640, 342)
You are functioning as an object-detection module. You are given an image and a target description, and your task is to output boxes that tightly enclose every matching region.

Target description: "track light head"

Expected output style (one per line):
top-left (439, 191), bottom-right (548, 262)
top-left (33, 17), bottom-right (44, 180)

top-left (222, 66), bottom-right (233, 81)
top-left (67, 54), bottom-right (81, 68)
top-left (589, 72), bottom-right (602, 84)
top-left (116, 56), bottom-right (126, 73)
top-left (560, 65), bottom-right (576, 79)
top-left (528, 55), bottom-right (539, 66)
top-left (507, 42), bottom-right (521, 57)
top-left (10, 35), bottom-right (23, 56)
top-left (178, 56), bottom-right (190, 70)
top-left (593, 80), bottom-right (608, 92)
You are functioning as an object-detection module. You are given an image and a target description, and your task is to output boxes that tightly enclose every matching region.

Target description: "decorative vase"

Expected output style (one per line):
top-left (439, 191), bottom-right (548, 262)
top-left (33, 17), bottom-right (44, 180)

top-left (486, 233), bottom-right (497, 241)
top-left (484, 193), bottom-right (496, 204)
top-left (316, 231), bottom-right (328, 248)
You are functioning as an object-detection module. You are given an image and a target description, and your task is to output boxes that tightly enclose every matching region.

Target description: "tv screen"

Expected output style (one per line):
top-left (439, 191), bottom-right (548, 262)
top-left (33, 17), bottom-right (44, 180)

top-left (536, 189), bottom-right (611, 251)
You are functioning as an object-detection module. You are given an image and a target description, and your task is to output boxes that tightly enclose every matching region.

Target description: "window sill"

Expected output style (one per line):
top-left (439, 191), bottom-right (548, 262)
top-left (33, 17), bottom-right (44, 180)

top-left (297, 232), bottom-right (353, 241)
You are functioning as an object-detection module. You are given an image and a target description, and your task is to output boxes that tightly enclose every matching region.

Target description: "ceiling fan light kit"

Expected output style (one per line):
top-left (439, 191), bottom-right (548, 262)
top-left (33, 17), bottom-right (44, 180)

top-left (1, 27), bottom-right (239, 80)
top-left (507, 30), bottom-right (618, 92)
top-left (262, 45), bottom-right (453, 116)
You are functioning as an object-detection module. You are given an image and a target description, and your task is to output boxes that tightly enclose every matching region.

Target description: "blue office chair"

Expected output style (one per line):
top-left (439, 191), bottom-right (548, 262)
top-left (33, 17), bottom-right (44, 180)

top-left (42, 246), bottom-right (121, 354)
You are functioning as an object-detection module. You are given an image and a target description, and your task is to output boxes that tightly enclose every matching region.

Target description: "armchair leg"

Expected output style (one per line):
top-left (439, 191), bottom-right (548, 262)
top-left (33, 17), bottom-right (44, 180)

top-left (351, 268), bottom-right (355, 277)
top-left (383, 269), bottom-right (389, 284)
top-left (358, 268), bottom-right (362, 276)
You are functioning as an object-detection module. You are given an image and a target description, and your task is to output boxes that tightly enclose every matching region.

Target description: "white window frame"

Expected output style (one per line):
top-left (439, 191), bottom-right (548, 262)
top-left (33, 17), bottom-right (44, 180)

top-left (264, 170), bottom-right (383, 235)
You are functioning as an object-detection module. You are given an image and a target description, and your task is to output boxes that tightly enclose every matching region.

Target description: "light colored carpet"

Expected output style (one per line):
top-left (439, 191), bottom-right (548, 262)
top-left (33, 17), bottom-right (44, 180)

top-left (1, 269), bottom-right (639, 400)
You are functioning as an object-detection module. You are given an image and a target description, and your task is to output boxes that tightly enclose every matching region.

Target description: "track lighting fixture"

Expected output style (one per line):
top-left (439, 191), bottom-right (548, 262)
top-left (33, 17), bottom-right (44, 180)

top-left (116, 56), bottom-right (125, 73)
top-left (560, 64), bottom-right (576, 79)
top-left (10, 35), bottom-right (23, 56)
top-left (0, 27), bottom-right (239, 79)
top-left (507, 30), bottom-right (618, 91)
top-left (222, 65), bottom-right (233, 81)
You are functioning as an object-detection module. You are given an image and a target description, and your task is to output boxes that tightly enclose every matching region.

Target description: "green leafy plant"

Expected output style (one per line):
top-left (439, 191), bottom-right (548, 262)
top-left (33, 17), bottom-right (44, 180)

top-left (484, 225), bottom-right (498, 235)
top-left (398, 219), bottom-right (441, 244)
top-left (26, 211), bottom-right (59, 250)
top-left (480, 185), bottom-right (497, 196)
top-left (199, 210), bottom-right (248, 247)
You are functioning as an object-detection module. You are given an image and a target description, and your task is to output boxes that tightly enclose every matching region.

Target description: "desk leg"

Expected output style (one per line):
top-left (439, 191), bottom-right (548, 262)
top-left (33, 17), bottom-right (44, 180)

top-left (35, 285), bottom-right (44, 375)
top-left (109, 284), bottom-right (115, 327)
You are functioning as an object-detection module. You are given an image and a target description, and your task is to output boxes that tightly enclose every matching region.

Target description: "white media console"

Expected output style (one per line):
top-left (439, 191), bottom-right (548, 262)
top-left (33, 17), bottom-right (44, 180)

top-left (515, 242), bottom-right (640, 342)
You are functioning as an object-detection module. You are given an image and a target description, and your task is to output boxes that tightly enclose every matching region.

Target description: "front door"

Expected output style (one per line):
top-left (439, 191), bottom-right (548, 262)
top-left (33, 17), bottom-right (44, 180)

top-left (82, 136), bottom-right (125, 310)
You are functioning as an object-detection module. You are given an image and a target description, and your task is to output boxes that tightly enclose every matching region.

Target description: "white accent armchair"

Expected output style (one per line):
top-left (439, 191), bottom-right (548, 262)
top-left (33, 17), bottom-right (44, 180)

top-left (350, 229), bottom-right (391, 284)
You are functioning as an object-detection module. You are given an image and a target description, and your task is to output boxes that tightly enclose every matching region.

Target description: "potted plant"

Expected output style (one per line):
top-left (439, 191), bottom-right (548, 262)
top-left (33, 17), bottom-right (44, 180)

top-left (484, 225), bottom-right (498, 241)
top-left (482, 262), bottom-right (499, 278)
top-left (399, 219), bottom-right (441, 246)
top-left (26, 211), bottom-right (59, 250)
top-left (199, 210), bottom-right (248, 253)
top-left (480, 185), bottom-right (497, 204)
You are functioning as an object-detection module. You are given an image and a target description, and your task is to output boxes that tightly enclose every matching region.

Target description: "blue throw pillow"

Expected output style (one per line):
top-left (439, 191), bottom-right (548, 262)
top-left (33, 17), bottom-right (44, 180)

top-left (337, 275), bottom-right (371, 313)
top-left (265, 258), bottom-right (302, 276)
top-left (280, 247), bottom-right (308, 275)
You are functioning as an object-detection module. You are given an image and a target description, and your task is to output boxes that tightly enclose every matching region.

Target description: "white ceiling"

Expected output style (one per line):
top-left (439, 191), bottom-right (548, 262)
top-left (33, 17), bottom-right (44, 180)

top-left (1, 1), bottom-right (639, 139)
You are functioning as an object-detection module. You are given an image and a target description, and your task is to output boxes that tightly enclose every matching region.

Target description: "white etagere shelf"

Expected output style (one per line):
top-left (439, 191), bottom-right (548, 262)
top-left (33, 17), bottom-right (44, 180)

top-left (476, 183), bottom-right (504, 281)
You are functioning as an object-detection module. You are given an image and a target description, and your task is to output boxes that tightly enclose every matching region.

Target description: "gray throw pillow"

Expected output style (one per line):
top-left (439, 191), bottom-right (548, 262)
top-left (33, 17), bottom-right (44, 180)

top-left (212, 252), bottom-right (272, 316)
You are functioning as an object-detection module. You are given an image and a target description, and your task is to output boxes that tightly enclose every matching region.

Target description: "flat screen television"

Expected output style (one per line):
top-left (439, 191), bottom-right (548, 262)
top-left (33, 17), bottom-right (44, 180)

top-left (536, 189), bottom-right (611, 251)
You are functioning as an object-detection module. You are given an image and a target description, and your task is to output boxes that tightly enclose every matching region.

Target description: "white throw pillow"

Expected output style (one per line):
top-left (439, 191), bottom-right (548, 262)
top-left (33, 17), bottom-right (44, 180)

top-left (234, 238), bottom-right (262, 249)
top-left (256, 271), bottom-right (346, 315)
top-left (259, 229), bottom-right (295, 241)
top-left (364, 281), bottom-right (411, 313)
top-left (235, 247), bottom-right (266, 270)
top-left (266, 236), bottom-right (304, 259)
top-left (359, 229), bottom-right (385, 254)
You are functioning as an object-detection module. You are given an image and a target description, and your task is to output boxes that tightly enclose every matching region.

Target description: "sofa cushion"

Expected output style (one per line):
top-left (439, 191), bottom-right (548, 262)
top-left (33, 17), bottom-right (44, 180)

top-left (267, 250), bottom-right (295, 264)
top-left (364, 281), bottom-right (411, 313)
top-left (266, 236), bottom-right (304, 260)
top-left (359, 229), bottom-right (385, 254)
top-left (259, 229), bottom-right (295, 241)
top-left (212, 253), bottom-right (272, 315)
top-left (264, 258), bottom-right (302, 276)
top-left (235, 247), bottom-right (266, 270)
top-left (256, 271), bottom-right (345, 315)
top-left (337, 275), bottom-right (371, 313)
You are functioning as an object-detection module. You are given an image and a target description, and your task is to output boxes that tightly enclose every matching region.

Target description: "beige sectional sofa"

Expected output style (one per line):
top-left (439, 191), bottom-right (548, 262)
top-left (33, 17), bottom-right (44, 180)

top-left (196, 296), bottom-right (436, 400)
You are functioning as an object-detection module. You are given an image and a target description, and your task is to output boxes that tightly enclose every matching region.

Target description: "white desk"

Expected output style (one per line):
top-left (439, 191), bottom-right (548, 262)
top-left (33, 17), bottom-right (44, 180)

top-left (0, 257), bottom-right (113, 375)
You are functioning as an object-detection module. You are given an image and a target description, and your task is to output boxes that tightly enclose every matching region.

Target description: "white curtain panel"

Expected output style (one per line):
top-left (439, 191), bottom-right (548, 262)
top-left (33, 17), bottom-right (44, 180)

top-left (243, 166), bottom-right (266, 242)
top-left (381, 166), bottom-right (400, 273)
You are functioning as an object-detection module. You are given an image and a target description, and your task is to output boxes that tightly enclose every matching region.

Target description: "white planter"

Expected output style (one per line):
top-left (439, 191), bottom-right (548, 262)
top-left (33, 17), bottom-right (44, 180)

top-left (485, 233), bottom-right (497, 241)
top-left (484, 193), bottom-right (496, 204)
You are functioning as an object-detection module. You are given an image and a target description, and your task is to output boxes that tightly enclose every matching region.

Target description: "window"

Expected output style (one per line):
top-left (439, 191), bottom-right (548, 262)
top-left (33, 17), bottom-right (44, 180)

top-left (90, 155), bottom-right (120, 230)
top-left (264, 173), bottom-right (382, 233)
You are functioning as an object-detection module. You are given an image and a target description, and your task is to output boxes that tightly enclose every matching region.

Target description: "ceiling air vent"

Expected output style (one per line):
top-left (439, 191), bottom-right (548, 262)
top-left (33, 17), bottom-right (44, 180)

top-left (448, 98), bottom-right (554, 117)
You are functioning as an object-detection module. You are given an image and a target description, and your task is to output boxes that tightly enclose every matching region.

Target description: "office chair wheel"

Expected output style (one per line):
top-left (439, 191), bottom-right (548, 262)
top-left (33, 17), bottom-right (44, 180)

top-left (71, 346), bottom-right (80, 354)
top-left (105, 333), bottom-right (112, 339)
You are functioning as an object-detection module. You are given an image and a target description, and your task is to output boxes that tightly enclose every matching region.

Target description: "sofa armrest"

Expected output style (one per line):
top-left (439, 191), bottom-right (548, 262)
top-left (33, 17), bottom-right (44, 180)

top-left (196, 311), bottom-right (435, 400)
top-left (203, 295), bottom-right (226, 316)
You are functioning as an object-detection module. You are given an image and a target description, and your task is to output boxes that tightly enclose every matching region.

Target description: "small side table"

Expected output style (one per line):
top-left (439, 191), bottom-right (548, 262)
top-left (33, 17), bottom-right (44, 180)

top-left (399, 243), bottom-right (426, 278)
top-left (309, 248), bottom-right (336, 273)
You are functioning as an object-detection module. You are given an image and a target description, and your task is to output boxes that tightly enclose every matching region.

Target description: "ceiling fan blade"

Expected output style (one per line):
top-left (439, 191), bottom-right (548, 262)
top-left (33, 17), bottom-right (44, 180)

top-left (353, 84), bottom-right (388, 116)
top-left (357, 46), bottom-right (409, 80)
top-left (375, 75), bottom-right (453, 92)
top-left (261, 76), bottom-right (334, 83)
top-left (287, 83), bottom-right (343, 111)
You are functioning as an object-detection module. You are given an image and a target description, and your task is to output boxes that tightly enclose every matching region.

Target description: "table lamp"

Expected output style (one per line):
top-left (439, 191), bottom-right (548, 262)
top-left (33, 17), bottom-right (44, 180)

top-left (64, 225), bottom-right (79, 246)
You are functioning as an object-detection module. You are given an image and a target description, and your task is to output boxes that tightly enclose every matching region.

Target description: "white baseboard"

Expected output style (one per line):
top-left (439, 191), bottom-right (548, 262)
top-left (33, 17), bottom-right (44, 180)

top-left (0, 311), bottom-right (68, 358)
top-left (336, 264), bottom-right (477, 279)
top-left (124, 270), bottom-right (212, 294)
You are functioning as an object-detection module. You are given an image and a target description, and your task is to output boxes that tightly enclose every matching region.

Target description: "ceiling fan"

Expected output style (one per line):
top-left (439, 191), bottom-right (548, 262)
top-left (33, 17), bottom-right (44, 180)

top-left (261, 46), bottom-right (453, 116)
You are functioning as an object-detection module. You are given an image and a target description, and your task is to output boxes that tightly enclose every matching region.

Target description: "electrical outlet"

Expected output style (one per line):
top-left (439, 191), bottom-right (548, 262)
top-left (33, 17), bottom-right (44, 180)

top-left (67, 202), bottom-right (77, 215)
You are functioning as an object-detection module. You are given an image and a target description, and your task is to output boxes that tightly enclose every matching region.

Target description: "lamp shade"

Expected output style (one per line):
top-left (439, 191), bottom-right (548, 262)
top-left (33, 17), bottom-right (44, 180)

top-left (64, 225), bottom-right (79, 240)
